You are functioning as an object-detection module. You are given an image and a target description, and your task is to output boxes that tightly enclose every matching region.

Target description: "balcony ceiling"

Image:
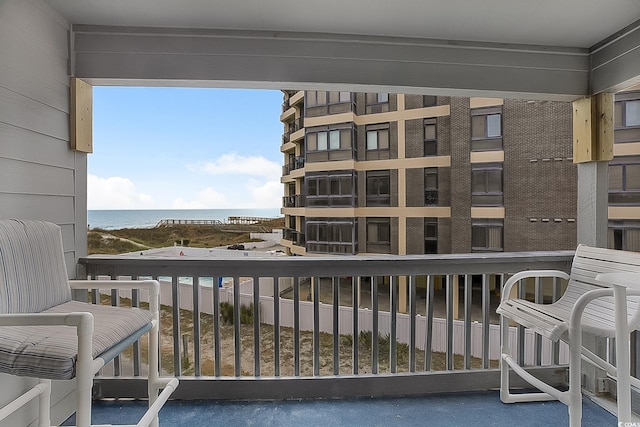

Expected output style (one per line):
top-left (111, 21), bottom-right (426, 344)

top-left (45, 0), bottom-right (640, 100)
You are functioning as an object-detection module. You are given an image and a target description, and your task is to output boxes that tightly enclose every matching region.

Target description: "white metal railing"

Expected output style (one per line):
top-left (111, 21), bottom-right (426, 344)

top-left (79, 251), bottom-right (575, 399)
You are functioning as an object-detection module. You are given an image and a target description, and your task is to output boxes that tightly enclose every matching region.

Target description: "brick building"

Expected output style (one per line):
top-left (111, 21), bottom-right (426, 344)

top-left (280, 91), bottom-right (580, 256)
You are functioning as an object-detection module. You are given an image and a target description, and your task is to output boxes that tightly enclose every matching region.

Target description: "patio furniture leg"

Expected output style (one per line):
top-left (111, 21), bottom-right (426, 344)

top-left (500, 315), bottom-right (511, 403)
top-left (614, 286), bottom-right (632, 423)
top-left (37, 380), bottom-right (50, 427)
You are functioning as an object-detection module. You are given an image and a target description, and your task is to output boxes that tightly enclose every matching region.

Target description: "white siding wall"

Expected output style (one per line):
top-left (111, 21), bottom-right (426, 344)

top-left (0, 0), bottom-right (85, 425)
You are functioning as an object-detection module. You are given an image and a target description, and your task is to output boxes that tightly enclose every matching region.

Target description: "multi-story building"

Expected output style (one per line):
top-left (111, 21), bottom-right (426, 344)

top-left (609, 90), bottom-right (640, 252)
top-left (280, 91), bottom-right (578, 256)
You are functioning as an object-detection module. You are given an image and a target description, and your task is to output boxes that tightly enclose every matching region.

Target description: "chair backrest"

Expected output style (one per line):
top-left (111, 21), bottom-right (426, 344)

top-left (0, 219), bottom-right (72, 314)
top-left (564, 244), bottom-right (640, 333)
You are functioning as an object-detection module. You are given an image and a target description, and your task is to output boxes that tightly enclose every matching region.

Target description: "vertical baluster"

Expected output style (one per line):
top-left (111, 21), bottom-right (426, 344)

top-left (445, 275), bottom-right (454, 370)
top-left (482, 274), bottom-right (490, 369)
top-left (293, 276), bottom-right (300, 376)
top-left (213, 277), bottom-right (221, 377)
top-left (464, 274), bottom-right (472, 370)
top-left (172, 276), bottom-right (181, 376)
top-left (372, 276), bottom-right (379, 374)
top-left (552, 277), bottom-right (562, 365)
top-left (409, 275), bottom-right (416, 373)
top-left (353, 276), bottom-right (359, 375)
top-left (132, 287), bottom-right (141, 377)
top-left (193, 277), bottom-right (201, 377)
top-left (233, 276), bottom-right (241, 377)
top-left (517, 278), bottom-right (526, 367)
top-left (333, 276), bottom-right (340, 376)
top-left (534, 277), bottom-right (543, 366)
top-left (273, 277), bottom-right (280, 377)
top-left (390, 276), bottom-right (397, 374)
top-left (425, 276), bottom-right (434, 371)
top-left (313, 277), bottom-right (320, 376)
top-left (111, 283), bottom-right (121, 377)
top-left (253, 276), bottom-right (260, 377)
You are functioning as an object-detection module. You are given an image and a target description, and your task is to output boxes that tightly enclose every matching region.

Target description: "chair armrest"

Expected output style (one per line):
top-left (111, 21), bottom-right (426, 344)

top-left (0, 311), bottom-right (94, 332)
top-left (501, 270), bottom-right (570, 303)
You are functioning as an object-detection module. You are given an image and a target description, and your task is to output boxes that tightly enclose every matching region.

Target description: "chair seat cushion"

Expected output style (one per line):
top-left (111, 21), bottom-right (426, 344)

top-left (0, 300), bottom-right (153, 380)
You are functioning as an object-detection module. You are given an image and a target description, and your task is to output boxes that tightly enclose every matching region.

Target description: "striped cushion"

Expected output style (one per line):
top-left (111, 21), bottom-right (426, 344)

top-left (0, 300), bottom-right (153, 380)
top-left (0, 220), bottom-right (72, 313)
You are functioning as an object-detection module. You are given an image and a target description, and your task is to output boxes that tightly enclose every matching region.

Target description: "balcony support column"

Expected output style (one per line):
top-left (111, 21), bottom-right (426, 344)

top-left (573, 93), bottom-right (613, 395)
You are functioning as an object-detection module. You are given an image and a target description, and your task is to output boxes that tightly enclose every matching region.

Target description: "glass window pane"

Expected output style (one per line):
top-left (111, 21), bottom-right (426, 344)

top-left (471, 116), bottom-right (485, 139)
top-left (379, 130), bottom-right (389, 149)
top-left (487, 114), bottom-right (501, 137)
top-left (487, 170), bottom-right (502, 192)
top-left (307, 133), bottom-right (317, 151)
top-left (366, 93), bottom-right (376, 104)
top-left (367, 131), bottom-right (378, 150)
top-left (626, 101), bottom-right (640, 127)
top-left (340, 224), bottom-right (352, 243)
top-left (615, 102), bottom-right (623, 127)
top-left (367, 223), bottom-right (378, 241)
top-left (340, 177), bottom-right (351, 194)
top-left (425, 223), bottom-right (437, 238)
top-left (317, 91), bottom-right (327, 106)
top-left (318, 178), bottom-right (328, 195)
top-left (423, 96), bottom-right (437, 107)
top-left (318, 224), bottom-right (328, 241)
top-left (341, 129), bottom-right (352, 149)
top-left (339, 92), bottom-right (350, 102)
top-left (378, 93), bottom-right (389, 103)
top-left (488, 226), bottom-right (502, 249)
top-left (626, 164), bottom-right (640, 190)
top-left (318, 132), bottom-right (328, 150)
top-left (329, 130), bottom-right (340, 150)
top-left (307, 91), bottom-right (317, 107)
top-left (329, 91), bottom-right (339, 103)
top-left (379, 223), bottom-right (390, 242)
top-left (307, 179), bottom-right (317, 195)
top-left (609, 165), bottom-right (623, 190)
top-left (425, 171), bottom-right (437, 189)
top-left (330, 178), bottom-right (340, 195)
top-left (472, 171), bottom-right (485, 192)
top-left (424, 124), bottom-right (436, 140)
top-left (625, 228), bottom-right (640, 251)
top-left (472, 227), bottom-right (486, 247)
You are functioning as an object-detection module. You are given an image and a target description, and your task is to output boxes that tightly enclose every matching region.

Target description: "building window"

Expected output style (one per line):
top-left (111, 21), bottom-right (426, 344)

top-left (472, 220), bottom-right (503, 252)
top-left (615, 98), bottom-right (640, 128)
top-left (424, 218), bottom-right (438, 254)
top-left (306, 91), bottom-right (351, 107)
top-left (425, 168), bottom-right (438, 206)
top-left (609, 158), bottom-right (640, 205)
top-left (471, 107), bottom-right (503, 151)
top-left (472, 163), bottom-right (503, 206)
top-left (609, 221), bottom-right (640, 252)
top-left (305, 124), bottom-right (355, 162)
top-left (366, 170), bottom-right (391, 206)
top-left (366, 93), bottom-right (390, 114)
top-left (305, 171), bottom-right (357, 207)
top-left (306, 218), bottom-right (356, 254)
top-left (424, 118), bottom-right (437, 156)
top-left (423, 95), bottom-right (437, 107)
top-left (366, 124), bottom-right (390, 151)
top-left (367, 218), bottom-right (391, 254)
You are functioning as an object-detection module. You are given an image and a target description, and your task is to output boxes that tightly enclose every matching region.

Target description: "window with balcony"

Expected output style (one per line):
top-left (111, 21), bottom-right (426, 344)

top-left (306, 124), bottom-right (355, 162)
top-left (366, 123), bottom-right (390, 160)
top-left (609, 157), bottom-right (640, 205)
top-left (471, 107), bottom-right (502, 151)
top-left (609, 221), bottom-right (640, 252)
top-left (472, 163), bottom-right (503, 206)
top-left (424, 118), bottom-right (437, 156)
top-left (306, 218), bottom-right (356, 254)
top-left (305, 171), bottom-right (356, 207)
top-left (423, 95), bottom-right (437, 107)
top-left (424, 218), bottom-right (438, 254)
top-left (366, 170), bottom-right (390, 206)
top-left (614, 92), bottom-right (640, 143)
top-left (425, 168), bottom-right (438, 206)
top-left (366, 92), bottom-right (390, 114)
top-left (367, 218), bottom-right (391, 254)
top-left (472, 220), bottom-right (503, 252)
top-left (306, 91), bottom-right (352, 117)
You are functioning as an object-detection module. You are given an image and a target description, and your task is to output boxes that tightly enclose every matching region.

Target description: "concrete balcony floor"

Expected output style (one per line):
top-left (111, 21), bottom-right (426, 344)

top-left (63, 391), bottom-right (615, 426)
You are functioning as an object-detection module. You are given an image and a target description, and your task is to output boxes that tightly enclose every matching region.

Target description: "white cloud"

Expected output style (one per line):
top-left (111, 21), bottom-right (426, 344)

top-left (189, 153), bottom-right (281, 180)
top-left (245, 179), bottom-right (283, 208)
top-left (87, 174), bottom-right (154, 209)
top-left (171, 187), bottom-right (229, 209)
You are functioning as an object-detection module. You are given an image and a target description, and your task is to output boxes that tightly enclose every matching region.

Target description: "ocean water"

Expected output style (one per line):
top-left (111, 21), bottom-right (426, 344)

top-left (88, 208), bottom-right (282, 230)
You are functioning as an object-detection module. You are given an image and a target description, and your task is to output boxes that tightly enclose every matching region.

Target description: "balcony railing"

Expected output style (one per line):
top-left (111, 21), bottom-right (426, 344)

top-left (283, 195), bottom-right (305, 208)
top-left (79, 251), bottom-right (575, 400)
top-left (282, 157), bottom-right (305, 176)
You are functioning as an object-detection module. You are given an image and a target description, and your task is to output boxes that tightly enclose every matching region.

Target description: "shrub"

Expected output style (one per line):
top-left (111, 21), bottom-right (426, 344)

top-left (219, 302), bottom-right (254, 325)
top-left (219, 302), bottom-right (234, 325)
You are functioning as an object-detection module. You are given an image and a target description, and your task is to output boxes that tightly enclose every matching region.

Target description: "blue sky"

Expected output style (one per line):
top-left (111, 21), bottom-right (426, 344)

top-left (88, 87), bottom-right (284, 210)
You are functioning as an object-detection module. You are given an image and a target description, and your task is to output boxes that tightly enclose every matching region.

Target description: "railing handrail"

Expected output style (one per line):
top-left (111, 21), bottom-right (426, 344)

top-left (80, 250), bottom-right (574, 278)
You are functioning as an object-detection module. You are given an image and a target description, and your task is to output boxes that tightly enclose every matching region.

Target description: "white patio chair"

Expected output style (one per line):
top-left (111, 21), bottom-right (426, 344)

top-left (0, 219), bottom-right (178, 426)
top-left (497, 244), bottom-right (640, 426)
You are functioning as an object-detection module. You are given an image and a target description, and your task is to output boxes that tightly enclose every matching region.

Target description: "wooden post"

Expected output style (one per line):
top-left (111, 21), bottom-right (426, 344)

top-left (70, 78), bottom-right (93, 153)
